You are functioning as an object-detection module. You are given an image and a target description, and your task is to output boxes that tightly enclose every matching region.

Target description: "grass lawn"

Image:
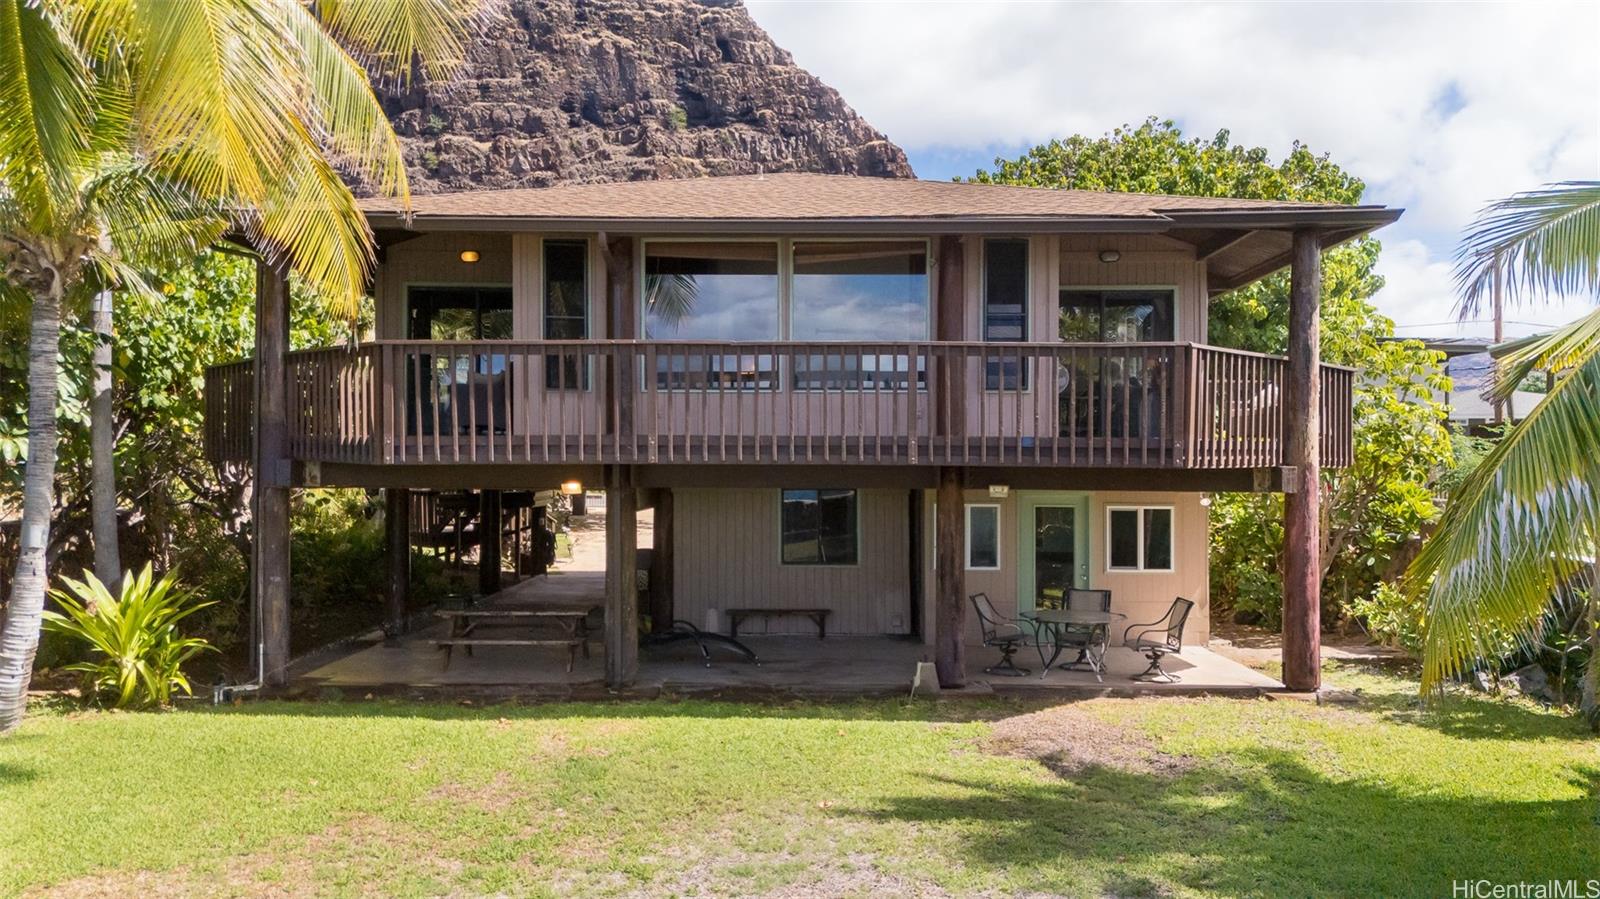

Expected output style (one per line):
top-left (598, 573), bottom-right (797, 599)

top-left (2, 661), bottom-right (1596, 897)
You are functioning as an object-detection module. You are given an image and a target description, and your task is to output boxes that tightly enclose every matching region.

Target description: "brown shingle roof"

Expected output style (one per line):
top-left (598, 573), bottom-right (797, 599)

top-left (362, 172), bottom-right (1390, 227)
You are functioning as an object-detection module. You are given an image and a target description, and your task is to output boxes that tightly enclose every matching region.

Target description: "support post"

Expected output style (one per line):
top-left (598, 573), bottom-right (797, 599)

top-left (647, 488), bottom-right (674, 634)
top-left (478, 489), bottom-right (502, 596)
top-left (934, 235), bottom-right (966, 449)
top-left (604, 466), bottom-right (639, 688)
top-left (603, 235), bottom-right (636, 457)
top-left (384, 488), bottom-right (410, 640)
top-left (934, 466), bottom-right (965, 687)
top-left (251, 259), bottom-right (291, 686)
top-left (907, 489), bottom-right (925, 641)
top-left (1283, 230), bottom-right (1323, 692)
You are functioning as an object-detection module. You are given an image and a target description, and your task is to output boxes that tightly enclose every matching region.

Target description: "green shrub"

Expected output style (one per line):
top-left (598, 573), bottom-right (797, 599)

top-left (42, 565), bottom-right (215, 708)
top-left (1348, 581), bottom-right (1425, 653)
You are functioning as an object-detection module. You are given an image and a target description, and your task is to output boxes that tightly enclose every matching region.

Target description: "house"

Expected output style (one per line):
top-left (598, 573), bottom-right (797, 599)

top-left (1387, 336), bottom-right (1546, 430)
top-left (204, 173), bottom-right (1400, 692)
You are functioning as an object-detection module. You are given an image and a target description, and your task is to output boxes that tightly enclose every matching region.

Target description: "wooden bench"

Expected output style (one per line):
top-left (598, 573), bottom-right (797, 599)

top-left (725, 608), bottom-right (831, 640)
top-left (433, 606), bottom-right (596, 672)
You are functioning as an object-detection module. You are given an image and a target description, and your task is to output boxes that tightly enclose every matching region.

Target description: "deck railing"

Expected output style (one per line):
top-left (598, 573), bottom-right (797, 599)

top-left (203, 340), bottom-right (1355, 469)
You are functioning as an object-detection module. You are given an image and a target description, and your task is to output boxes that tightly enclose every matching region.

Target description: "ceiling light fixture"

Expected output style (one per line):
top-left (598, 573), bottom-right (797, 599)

top-left (1098, 250), bottom-right (1121, 263)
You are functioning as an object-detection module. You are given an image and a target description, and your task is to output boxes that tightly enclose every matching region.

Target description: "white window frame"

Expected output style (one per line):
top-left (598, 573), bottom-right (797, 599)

top-left (1105, 504), bottom-right (1175, 573)
top-left (964, 503), bottom-right (1001, 571)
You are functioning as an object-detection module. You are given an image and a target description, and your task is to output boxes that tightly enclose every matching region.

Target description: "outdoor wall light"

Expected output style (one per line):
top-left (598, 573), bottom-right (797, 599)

top-left (560, 480), bottom-right (584, 495)
top-left (459, 250), bottom-right (481, 263)
top-left (1097, 249), bottom-right (1121, 263)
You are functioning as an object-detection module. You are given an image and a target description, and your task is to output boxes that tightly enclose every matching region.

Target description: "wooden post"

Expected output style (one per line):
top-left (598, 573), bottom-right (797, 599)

top-left (935, 235), bottom-right (966, 448)
top-left (604, 465), bottom-right (639, 688)
top-left (478, 489), bottom-right (502, 596)
top-left (604, 235), bottom-right (636, 457)
top-left (251, 259), bottom-right (291, 686)
top-left (934, 466), bottom-right (965, 687)
top-left (384, 488), bottom-right (410, 640)
top-left (907, 489), bottom-right (924, 641)
top-left (647, 488), bottom-right (674, 634)
top-left (1283, 229), bottom-right (1322, 692)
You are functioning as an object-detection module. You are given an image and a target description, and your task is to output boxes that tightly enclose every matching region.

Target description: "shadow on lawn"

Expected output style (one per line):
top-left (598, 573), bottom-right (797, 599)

top-left (849, 752), bottom-right (1600, 897)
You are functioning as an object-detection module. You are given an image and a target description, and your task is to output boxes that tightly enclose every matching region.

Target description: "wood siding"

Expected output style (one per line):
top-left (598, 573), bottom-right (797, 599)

top-left (376, 233), bottom-right (514, 339)
top-left (672, 487), bottom-right (912, 636)
top-left (920, 489), bottom-right (1210, 647)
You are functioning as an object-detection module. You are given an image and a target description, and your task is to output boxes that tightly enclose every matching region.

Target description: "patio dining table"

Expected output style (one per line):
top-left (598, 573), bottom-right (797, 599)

top-left (1032, 608), bottom-right (1126, 680)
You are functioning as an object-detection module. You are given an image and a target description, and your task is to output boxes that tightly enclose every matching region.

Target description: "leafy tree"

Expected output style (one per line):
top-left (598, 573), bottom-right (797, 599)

top-left (1408, 182), bottom-right (1600, 724)
top-left (971, 118), bottom-right (1454, 627)
top-left (0, 0), bottom-right (485, 735)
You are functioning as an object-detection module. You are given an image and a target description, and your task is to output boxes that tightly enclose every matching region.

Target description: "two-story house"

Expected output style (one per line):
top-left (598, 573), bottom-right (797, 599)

top-left (205, 173), bottom-right (1398, 692)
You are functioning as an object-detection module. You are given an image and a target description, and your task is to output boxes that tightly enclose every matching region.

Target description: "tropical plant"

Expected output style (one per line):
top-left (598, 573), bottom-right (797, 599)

top-left (1407, 181), bottom-right (1600, 726)
top-left (41, 564), bottom-right (214, 708)
top-left (0, 0), bottom-right (489, 735)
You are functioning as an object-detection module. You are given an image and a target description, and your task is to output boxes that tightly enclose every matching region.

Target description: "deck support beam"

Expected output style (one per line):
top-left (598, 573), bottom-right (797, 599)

top-left (647, 488), bottom-right (674, 634)
top-left (1282, 230), bottom-right (1323, 692)
top-left (478, 490), bottom-right (502, 596)
top-left (604, 465), bottom-right (639, 688)
top-left (934, 466), bottom-right (965, 688)
top-left (251, 259), bottom-right (291, 686)
top-left (384, 488), bottom-right (410, 640)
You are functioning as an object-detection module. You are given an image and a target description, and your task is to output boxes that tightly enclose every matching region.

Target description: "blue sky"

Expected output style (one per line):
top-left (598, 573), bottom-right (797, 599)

top-left (747, 0), bottom-right (1600, 339)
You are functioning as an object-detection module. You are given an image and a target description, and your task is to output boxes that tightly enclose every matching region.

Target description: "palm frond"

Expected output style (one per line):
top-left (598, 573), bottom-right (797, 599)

top-left (279, 2), bottom-right (409, 201)
top-left (1407, 343), bottom-right (1600, 692)
top-left (83, 159), bottom-right (228, 269)
top-left (0, 0), bottom-right (95, 231)
top-left (314, 0), bottom-right (497, 85)
top-left (245, 144), bottom-right (374, 316)
top-left (1488, 307), bottom-right (1600, 404)
top-left (644, 273), bottom-right (699, 332)
top-left (1455, 182), bottom-right (1600, 317)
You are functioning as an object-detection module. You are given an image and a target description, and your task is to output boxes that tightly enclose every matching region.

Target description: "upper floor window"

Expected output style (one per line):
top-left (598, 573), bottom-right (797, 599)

top-left (791, 241), bottom-right (928, 341)
top-left (408, 285), bottom-right (512, 340)
top-left (644, 241), bottom-right (779, 340)
top-left (1060, 289), bottom-right (1175, 343)
top-left (983, 239), bottom-right (1029, 389)
top-left (543, 239), bottom-right (589, 389)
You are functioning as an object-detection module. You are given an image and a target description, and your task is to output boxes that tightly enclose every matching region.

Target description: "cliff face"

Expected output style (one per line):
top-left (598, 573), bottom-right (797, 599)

top-left (376, 0), bottom-right (914, 193)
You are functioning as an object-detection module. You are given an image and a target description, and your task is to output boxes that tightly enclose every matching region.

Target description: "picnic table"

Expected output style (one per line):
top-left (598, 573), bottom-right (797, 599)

top-left (433, 606), bottom-right (597, 672)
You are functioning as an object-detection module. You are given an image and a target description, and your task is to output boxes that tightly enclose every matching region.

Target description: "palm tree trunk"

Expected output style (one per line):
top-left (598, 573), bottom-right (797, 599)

top-left (0, 276), bottom-right (64, 735)
top-left (90, 286), bottom-right (120, 589)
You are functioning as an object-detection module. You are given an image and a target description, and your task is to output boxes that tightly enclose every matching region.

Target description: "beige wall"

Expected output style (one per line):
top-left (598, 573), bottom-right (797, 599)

top-left (919, 488), bottom-right (1210, 648)
top-left (672, 487), bottom-right (913, 636)
top-left (375, 232), bottom-right (514, 339)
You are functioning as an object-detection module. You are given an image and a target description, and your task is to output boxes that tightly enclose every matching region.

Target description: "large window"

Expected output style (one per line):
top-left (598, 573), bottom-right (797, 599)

top-left (983, 239), bottom-right (1029, 389)
top-left (780, 489), bottom-right (858, 565)
top-left (966, 504), bottom-right (1000, 570)
top-left (543, 239), bottom-right (588, 389)
top-left (1059, 289), bottom-right (1175, 343)
top-left (1107, 506), bottom-right (1174, 572)
top-left (645, 241), bottom-right (779, 389)
top-left (791, 240), bottom-right (928, 389)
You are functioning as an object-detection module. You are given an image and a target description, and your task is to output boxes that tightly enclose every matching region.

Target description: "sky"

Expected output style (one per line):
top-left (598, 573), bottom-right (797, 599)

top-left (745, 0), bottom-right (1600, 339)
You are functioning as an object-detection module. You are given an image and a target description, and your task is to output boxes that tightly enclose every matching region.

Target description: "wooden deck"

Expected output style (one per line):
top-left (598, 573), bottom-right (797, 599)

top-left (205, 339), bottom-right (1354, 471)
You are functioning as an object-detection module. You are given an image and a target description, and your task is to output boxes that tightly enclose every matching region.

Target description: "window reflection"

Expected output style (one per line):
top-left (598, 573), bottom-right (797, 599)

top-left (791, 241), bottom-right (928, 390)
top-left (646, 242), bottom-right (779, 389)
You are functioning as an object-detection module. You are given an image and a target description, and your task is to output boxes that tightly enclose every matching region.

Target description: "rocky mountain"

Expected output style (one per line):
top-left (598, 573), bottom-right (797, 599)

top-left (375, 0), bottom-right (914, 193)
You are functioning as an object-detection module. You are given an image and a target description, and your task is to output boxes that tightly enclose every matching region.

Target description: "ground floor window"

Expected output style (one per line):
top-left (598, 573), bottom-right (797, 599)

top-left (966, 504), bottom-right (1000, 570)
top-left (780, 489), bottom-right (858, 565)
top-left (1107, 505), bottom-right (1174, 572)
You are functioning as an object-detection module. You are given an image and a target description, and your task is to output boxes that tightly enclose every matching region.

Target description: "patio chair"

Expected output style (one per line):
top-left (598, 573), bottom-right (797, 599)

top-left (970, 593), bottom-right (1035, 677)
top-left (1058, 588), bottom-right (1113, 668)
top-left (1122, 597), bottom-right (1194, 683)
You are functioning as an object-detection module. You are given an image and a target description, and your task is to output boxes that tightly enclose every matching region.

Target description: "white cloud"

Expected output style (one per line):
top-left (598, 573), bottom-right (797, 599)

top-left (747, 0), bottom-right (1600, 338)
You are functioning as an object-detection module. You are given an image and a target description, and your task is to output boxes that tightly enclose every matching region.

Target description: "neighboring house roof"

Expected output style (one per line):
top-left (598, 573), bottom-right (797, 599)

top-left (364, 173), bottom-right (1401, 294)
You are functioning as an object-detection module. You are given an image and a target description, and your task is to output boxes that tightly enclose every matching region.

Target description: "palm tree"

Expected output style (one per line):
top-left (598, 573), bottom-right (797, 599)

top-left (0, 0), bottom-right (489, 735)
top-left (1407, 182), bottom-right (1600, 724)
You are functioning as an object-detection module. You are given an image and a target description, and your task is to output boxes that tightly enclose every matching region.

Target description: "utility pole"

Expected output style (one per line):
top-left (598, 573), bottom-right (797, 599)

top-left (1491, 251), bottom-right (1506, 425)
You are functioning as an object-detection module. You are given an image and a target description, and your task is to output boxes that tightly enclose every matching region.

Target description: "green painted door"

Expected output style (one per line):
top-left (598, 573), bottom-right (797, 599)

top-left (1017, 492), bottom-right (1091, 617)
